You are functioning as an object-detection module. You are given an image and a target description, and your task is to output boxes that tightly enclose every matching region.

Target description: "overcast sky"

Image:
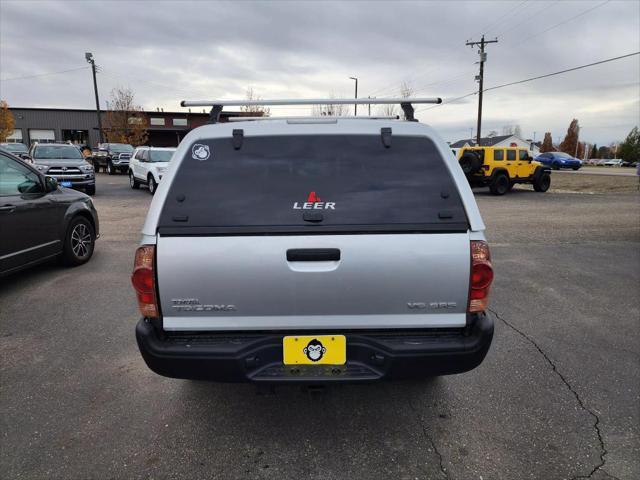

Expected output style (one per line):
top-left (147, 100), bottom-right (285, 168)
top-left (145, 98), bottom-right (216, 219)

top-left (1, 0), bottom-right (638, 144)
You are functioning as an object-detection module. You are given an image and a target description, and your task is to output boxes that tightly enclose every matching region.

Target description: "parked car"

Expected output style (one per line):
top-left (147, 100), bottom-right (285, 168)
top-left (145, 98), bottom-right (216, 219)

top-left (0, 142), bottom-right (30, 161)
top-left (457, 146), bottom-right (551, 195)
top-left (603, 159), bottom-right (624, 167)
top-left (534, 152), bottom-right (582, 170)
top-left (0, 149), bottom-right (99, 276)
top-left (91, 143), bottom-right (134, 175)
top-left (133, 99), bottom-right (495, 383)
top-left (128, 146), bottom-right (176, 194)
top-left (29, 143), bottom-right (96, 195)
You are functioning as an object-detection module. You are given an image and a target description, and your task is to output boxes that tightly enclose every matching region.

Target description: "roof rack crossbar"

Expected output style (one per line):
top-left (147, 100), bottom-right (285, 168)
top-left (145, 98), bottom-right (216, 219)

top-left (184, 98), bottom-right (441, 124)
top-left (182, 97), bottom-right (442, 108)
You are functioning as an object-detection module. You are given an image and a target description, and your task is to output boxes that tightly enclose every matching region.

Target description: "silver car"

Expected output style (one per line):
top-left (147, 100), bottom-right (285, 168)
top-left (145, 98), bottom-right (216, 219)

top-left (132, 99), bottom-right (494, 383)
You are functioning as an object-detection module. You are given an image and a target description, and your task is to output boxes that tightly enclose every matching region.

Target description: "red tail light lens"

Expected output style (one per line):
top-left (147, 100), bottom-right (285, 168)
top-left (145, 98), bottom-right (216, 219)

top-left (468, 241), bottom-right (493, 313)
top-left (131, 245), bottom-right (158, 318)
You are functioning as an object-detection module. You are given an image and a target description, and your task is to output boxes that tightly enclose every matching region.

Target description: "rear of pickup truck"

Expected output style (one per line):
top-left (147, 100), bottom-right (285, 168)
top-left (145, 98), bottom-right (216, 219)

top-left (133, 120), bottom-right (494, 382)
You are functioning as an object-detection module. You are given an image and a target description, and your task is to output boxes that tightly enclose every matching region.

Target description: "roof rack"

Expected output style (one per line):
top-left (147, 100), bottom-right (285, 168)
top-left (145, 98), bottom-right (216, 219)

top-left (180, 97), bottom-right (442, 124)
top-left (227, 115), bottom-right (401, 122)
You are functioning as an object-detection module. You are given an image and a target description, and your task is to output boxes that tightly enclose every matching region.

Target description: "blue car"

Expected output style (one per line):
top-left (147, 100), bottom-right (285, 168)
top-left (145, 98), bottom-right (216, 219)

top-left (535, 152), bottom-right (582, 170)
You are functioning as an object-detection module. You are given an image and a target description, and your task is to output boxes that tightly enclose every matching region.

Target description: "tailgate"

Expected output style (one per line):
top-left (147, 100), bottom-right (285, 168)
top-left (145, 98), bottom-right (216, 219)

top-left (157, 233), bottom-right (470, 331)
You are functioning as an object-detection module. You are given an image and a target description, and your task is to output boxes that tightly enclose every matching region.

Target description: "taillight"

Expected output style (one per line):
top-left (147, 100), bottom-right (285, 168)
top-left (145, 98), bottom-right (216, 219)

top-left (131, 245), bottom-right (158, 318)
top-left (468, 240), bottom-right (493, 313)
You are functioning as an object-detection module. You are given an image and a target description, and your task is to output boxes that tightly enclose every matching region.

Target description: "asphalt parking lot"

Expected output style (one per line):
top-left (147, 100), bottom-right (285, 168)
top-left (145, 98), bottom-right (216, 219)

top-left (1, 173), bottom-right (638, 480)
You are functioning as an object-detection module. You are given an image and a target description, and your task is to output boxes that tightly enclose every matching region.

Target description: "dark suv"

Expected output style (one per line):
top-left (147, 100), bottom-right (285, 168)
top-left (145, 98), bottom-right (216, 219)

top-left (91, 143), bottom-right (134, 175)
top-left (29, 143), bottom-right (96, 195)
top-left (0, 149), bottom-right (99, 276)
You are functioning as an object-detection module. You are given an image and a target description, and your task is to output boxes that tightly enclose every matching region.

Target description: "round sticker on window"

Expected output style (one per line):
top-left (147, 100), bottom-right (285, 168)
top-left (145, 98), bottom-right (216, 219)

top-left (192, 144), bottom-right (210, 161)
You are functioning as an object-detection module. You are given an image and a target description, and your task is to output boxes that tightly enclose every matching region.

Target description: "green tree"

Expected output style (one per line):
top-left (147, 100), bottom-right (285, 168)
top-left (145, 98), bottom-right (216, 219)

top-left (590, 144), bottom-right (598, 159)
top-left (559, 119), bottom-right (579, 156)
top-left (540, 132), bottom-right (553, 153)
top-left (619, 126), bottom-right (640, 162)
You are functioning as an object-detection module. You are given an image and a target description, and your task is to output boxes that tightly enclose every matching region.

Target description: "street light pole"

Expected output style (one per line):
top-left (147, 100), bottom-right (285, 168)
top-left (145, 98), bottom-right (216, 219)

top-left (349, 77), bottom-right (358, 116)
top-left (85, 52), bottom-right (103, 144)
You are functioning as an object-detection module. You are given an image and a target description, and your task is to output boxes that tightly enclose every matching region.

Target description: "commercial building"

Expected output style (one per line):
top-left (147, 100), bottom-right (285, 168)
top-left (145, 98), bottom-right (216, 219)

top-left (7, 107), bottom-right (251, 147)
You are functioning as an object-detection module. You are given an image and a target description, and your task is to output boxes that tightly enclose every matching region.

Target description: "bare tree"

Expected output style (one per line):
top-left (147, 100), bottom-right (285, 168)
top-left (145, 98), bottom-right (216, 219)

top-left (312, 94), bottom-right (349, 116)
top-left (0, 100), bottom-right (15, 142)
top-left (240, 87), bottom-right (270, 116)
top-left (376, 81), bottom-right (414, 118)
top-left (514, 125), bottom-right (522, 138)
top-left (104, 87), bottom-right (148, 146)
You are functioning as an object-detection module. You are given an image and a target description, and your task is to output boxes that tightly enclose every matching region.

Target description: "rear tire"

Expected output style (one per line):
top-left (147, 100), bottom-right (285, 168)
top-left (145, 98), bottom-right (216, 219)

top-left (129, 171), bottom-right (140, 189)
top-left (61, 216), bottom-right (95, 266)
top-left (148, 176), bottom-right (157, 195)
top-left (489, 173), bottom-right (510, 195)
top-left (533, 172), bottom-right (551, 192)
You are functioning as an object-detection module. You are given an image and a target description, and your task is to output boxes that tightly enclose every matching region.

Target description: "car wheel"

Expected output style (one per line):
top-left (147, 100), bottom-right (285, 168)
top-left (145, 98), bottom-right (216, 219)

top-left (129, 171), bottom-right (140, 189)
top-left (533, 172), bottom-right (551, 192)
top-left (489, 173), bottom-right (509, 195)
top-left (85, 185), bottom-right (96, 196)
top-left (61, 216), bottom-right (95, 266)
top-left (148, 176), bottom-right (157, 195)
top-left (107, 161), bottom-right (115, 175)
top-left (572, 166), bottom-right (580, 171)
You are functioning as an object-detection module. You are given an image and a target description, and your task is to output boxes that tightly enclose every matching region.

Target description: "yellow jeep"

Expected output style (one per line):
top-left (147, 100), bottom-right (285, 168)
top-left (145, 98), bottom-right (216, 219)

top-left (457, 146), bottom-right (551, 195)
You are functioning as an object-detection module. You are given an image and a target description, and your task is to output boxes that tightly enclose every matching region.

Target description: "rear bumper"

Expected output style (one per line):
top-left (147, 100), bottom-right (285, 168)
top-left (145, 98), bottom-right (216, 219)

top-left (135, 313), bottom-right (494, 383)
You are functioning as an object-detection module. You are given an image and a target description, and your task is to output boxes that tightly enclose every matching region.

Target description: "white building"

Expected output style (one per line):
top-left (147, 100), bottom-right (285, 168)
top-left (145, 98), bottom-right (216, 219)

top-left (450, 134), bottom-right (541, 156)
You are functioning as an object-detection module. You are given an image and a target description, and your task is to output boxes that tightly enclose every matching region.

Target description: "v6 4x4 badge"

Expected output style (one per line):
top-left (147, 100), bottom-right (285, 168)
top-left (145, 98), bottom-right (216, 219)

top-left (293, 191), bottom-right (335, 210)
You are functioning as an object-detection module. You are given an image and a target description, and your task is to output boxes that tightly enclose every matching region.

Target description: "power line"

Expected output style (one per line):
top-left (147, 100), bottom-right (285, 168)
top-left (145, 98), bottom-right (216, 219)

top-left (0, 66), bottom-right (89, 82)
top-left (416, 51), bottom-right (640, 113)
top-left (469, 0), bottom-right (529, 39)
top-left (484, 51), bottom-right (639, 92)
top-left (492, 0), bottom-right (561, 39)
top-left (513, 0), bottom-right (611, 47)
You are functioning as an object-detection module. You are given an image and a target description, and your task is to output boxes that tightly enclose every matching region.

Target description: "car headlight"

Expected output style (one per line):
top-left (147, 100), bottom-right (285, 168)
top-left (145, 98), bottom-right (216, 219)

top-left (34, 164), bottom-right (48, 171)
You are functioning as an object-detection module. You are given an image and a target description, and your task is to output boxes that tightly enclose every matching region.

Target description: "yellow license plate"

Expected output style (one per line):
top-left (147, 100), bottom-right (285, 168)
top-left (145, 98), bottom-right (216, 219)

top-left (283, 335), bottom-right (346, 365)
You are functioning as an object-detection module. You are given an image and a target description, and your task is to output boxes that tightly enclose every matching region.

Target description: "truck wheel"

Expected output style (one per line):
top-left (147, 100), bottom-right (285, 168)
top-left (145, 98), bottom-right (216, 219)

top-left (85, 185), bottom-right (96, 196)
top-left (489, 173), bottom-right (509, 195)
top-left (107, 161), bottom-right (115, 175)
top-left (533, 172), bottom-right (551, 192)
top-left (459, 151), bottom-right (482, 175)
top-left (148, 176), bottom-right (157, 195)
top-left (61, 216), bottom-right (95, 266)
top-left (129, 171), bottom-right (140, 189)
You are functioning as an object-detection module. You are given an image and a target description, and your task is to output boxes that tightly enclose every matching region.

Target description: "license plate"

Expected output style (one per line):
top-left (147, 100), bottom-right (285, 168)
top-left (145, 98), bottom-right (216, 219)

top-left (283, 335), bottom-right (346, 365)
top-left (60, 181), bottom-right (72, 187)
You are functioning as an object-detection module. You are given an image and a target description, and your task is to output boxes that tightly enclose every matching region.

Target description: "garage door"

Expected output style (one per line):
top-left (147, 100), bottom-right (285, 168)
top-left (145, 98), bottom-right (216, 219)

top-left (29, 129), bottom-right (55, 143)
top-left (7, 129), bottom-right (23, 142)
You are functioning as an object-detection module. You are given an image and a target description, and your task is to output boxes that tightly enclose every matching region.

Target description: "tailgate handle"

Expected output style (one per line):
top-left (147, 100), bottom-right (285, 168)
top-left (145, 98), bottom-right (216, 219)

top-left (287, 248), bottom-right (340, 262)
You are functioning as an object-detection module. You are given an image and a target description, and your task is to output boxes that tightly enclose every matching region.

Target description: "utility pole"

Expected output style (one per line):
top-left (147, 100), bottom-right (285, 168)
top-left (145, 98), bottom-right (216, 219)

top-left (349, 77), bottom-right (358, 115)
top-left (466, 35), bottom-right (498, 146)
top-left (367, 96), bottom-right (371, 116)
top-left (85, 52), bottom-right (103, 144)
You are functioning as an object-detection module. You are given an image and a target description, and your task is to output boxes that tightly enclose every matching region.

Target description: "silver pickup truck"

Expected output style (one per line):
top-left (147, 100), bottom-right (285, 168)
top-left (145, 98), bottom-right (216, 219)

top-left (132, 98), bottom-right (494, 383)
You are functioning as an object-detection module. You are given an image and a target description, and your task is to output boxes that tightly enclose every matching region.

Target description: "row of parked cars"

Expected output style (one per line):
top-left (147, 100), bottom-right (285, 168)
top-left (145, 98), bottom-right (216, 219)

top-left (0, 142), bottom-right (178, 196)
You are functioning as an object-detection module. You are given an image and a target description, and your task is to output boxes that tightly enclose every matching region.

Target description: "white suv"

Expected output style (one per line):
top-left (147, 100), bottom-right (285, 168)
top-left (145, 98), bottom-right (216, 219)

top-left (128, 147), bottom-right (176, 194)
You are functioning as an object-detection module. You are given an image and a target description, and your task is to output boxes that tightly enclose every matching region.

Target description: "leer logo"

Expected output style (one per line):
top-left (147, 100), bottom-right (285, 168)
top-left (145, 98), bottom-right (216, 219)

top-left (293, 191), bottom-right (336, 210)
